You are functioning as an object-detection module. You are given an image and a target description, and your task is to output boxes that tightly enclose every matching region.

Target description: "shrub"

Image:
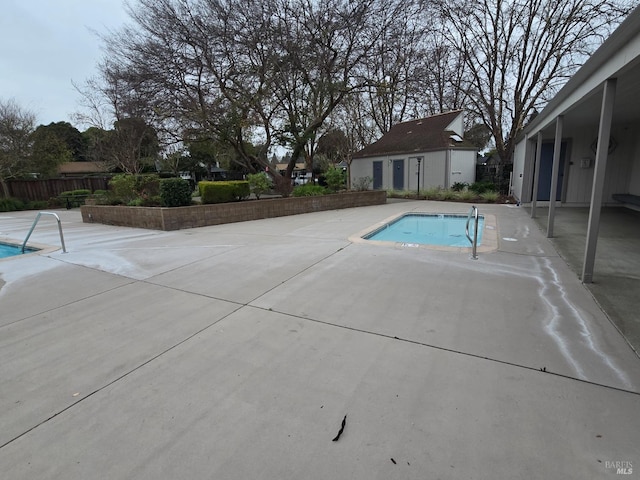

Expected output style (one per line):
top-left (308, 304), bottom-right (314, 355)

top-left (451, 182), bottom-right (469, 192)
top-left (470, 181), bottom-right (497, 194)
top-left (127, 196), bottom-right (162, 207)
top-left (292, 184), bottom-right (327, 196)
top-left (62, 189), bottom-right (91, 196)
top-left (436, 188), bottom-right (457, 200)
top-left (109, 174), bottom-right (138, 203)
top-left (25, 200), bottom-right (49, 210)
top-left (387, 189), bottom-right (413, 198)
top-left (0, 197), bottom-right (24, 212)
top-left (59, 189), bottom-right (92, 208)
top-left (352, 176), bottom-right (372, 191)
top-left (480, 191), bottom-right (500, 203)
top-left (455, 189), bottom-right (476, 201)
top-left (90, 189), bottom-right (111, 205)
top-left (324, 165), bottom-right (346, 192)
top-left (133, 174), bottom-right (161, 199)
top-left (199, 181), bottom-right (250, 204)
top-left (109, 174), bottom-right (160, 204)
top-left (247, 172), bottom-right (272, 199)
top-left (423, 187), bottom-right (441, 200)
top-left (160, 178), bottom-right (192, 207)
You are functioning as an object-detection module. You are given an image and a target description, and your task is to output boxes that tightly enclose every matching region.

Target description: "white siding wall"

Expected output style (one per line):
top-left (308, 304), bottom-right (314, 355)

top-left (350, 155), bottom-right (385, 189)
top-left (449, 150), bottom-right (476, 187)
top-left (560, 123), bottom-right (638, 204)
top-left (564, 127), bottom-right (594, 204)
top-left (422, 151), bottom-right (446, 190)
top-left (407, 156), bottom-right (419, 191)
top-left (351, 150), bottom-right (474, 191)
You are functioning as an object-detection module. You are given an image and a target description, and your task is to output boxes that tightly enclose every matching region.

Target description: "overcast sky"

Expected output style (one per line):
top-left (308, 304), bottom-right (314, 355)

top-left (1, 0), bottom-right (130, 128)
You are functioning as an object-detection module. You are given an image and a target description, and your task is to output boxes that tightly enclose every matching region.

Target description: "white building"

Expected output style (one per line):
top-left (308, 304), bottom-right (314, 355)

top-left (350, 111), bottom-right (477, 192)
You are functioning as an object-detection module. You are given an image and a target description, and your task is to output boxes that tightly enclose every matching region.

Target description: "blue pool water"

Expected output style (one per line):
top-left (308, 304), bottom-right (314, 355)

top-left (365, 213), bottom-right (484, 247)
top-left (0, 242), bottom-right (36, 259)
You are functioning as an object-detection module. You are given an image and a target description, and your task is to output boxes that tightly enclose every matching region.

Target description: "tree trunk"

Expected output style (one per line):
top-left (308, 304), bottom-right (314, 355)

top-left (1, 179), bottom-right (9, 198)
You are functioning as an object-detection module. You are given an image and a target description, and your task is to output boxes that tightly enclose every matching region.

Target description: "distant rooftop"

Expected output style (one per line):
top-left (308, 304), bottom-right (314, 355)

top-left (58, 162), bottom-right (109, 175)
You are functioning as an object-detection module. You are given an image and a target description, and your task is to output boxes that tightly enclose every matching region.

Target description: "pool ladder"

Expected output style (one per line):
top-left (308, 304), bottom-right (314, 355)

top-left (465, 206), bottom-right (479, 260)
top-left (21, 212), bottom-right (67, 253)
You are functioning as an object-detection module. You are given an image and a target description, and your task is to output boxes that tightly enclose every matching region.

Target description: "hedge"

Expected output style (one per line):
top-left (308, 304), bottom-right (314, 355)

top-left (59, 189), bottom-right (92, 208)
top-left (199, 180), bottom-right (250, 204)
top-left (160, 178), bottom-right (192, 207)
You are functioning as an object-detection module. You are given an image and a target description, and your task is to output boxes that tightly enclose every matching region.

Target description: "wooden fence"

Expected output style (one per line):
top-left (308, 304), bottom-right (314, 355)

top-left (7, 178), bottom-right (111, 202)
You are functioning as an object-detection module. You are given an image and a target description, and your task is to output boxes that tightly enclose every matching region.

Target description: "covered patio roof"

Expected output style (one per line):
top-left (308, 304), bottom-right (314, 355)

top-left (518, 5), bottom-right (640, 284)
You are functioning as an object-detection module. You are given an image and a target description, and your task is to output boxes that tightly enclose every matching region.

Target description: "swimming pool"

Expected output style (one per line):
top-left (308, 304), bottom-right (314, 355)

top-left (0, 242), bottom-right (37, 259)
top-left (364, 213), bottom-right (484, 247)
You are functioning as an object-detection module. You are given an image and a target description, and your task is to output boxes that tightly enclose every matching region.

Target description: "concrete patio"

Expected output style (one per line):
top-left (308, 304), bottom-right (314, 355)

top-left (1, 201), bottom-right (638, 479)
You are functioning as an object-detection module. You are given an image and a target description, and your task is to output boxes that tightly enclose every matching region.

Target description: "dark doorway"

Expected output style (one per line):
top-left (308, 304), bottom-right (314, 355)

top-left (393, 159), bottom-right (404, 190)
top-left (373, 161), bottom-right (383, 190)
top-left (537, 142), bottom-right (567, 201)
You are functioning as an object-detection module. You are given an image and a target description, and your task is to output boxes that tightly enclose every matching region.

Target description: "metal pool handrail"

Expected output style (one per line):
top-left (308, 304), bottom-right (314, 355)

top-left (465, 206), bottom-right (479, 260)
top-left (22, 212), bottom-right (67, 253)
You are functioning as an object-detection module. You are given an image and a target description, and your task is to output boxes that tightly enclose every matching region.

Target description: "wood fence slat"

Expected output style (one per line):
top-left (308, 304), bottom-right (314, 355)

top-left (7, 177), bottom-right (110, 201)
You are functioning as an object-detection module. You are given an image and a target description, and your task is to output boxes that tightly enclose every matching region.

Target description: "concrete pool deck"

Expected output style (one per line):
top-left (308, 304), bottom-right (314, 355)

top-left (1, 202), bottom-right (639, 479)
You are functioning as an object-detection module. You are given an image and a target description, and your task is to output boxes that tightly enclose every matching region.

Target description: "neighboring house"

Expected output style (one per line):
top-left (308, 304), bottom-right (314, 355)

top-left (350, 110), bottom-right (477, 191)
top-left (58, 162), bottom-right (109, 177)
top-left (273, 162), bottom-right (311, 184)
top-left (511, 5), bottom-right (640, 283)
top-left (208, 166), bottom-right (228, 181)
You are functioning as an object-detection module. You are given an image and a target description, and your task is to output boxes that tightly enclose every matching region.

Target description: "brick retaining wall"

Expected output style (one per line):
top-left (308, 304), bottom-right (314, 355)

top-left (80, 190), bottom-right (387, 231)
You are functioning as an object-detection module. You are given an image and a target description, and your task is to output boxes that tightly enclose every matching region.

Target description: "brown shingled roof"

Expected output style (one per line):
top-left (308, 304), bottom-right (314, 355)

top-left (353, 110), bottom-right (475, 159)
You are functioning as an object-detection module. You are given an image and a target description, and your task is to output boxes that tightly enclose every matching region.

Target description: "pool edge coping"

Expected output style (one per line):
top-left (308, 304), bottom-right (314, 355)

top-left (0, 237), bottom-right (61, 262)
top-left (348, 211), bottom-right (499, 253)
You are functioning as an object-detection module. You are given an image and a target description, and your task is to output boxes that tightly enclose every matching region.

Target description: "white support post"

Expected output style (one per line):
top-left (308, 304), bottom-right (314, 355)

top-left (547, 116), bottom-right (563, 237)
top-left (582, 79), bottom-right (617, 284)
top-left (530, 132), bottom-right (543, 218)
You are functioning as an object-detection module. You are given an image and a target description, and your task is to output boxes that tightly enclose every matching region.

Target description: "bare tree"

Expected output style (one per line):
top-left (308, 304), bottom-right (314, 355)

top-left (419, 32), bottom-right (469, 117)
top-left (107, 117), bottom-right (160, 174)
top-left (434, 0), bottom-right (634, 164)
top-left (0, 99), bottom-right (36, 197)
top-left (81, 0), bottom-right (404, 193)
top-left (358, 1), bottom-right (431, 134)
top-left (335, 2), bottom-right (469, 145)
top-left (332, 94), bottom-right (379, 150)
top-left (267, 0), bottom-right (397, 177)
top-left (86, 0), bottom-right (282, 182)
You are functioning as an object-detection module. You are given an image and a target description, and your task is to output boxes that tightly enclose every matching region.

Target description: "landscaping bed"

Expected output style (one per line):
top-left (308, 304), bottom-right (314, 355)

top-left (81, 190), bottom-right (387, 231)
